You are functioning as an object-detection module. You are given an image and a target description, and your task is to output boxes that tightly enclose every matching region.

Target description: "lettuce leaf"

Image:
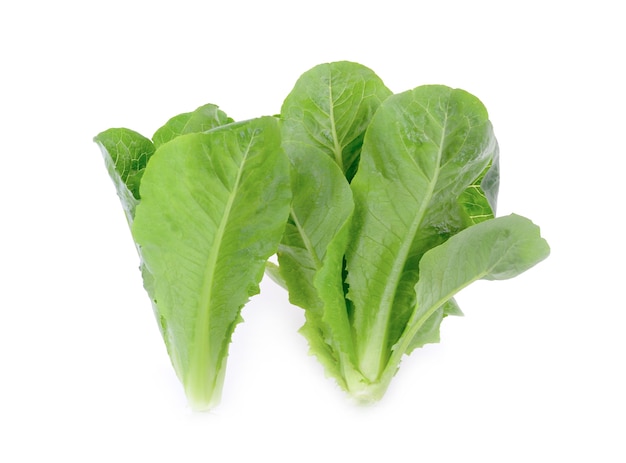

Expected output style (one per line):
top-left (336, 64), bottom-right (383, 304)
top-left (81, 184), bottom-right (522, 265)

top-left (96, 113), bottom-right (290, 410)
top-left (94, 103), bottom-right (235, 345)
top-left (131, 117), bottom-right (290, 410)
top-left (281, 61), bottom-right (392, 181)
top-left (374, 214), bottom-right (550, 400)
top-left (93, 128), bottom-right (155, 224)
top-left (346, 85), bottom-right (499, 381)
top-left (277, 61), bottom-right (391, 387)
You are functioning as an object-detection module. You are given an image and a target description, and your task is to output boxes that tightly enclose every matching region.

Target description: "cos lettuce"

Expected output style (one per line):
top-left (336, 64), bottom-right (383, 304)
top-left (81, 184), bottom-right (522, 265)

top-left (274, 62), bottom-right (549, 401)
top-left (95, 109), bottom-right (290, 410)
top-left (95, 61), bottom-right (549, 410)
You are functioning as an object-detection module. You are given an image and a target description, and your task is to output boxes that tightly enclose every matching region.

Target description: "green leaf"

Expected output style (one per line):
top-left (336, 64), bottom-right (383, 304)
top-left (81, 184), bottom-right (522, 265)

top-left (277, 149), bottom-right (352, 313)
top-left (359, 214), bottom-right (550, 401)
top-left (405, 154), bottom-right (499, 354)
top-left (275, 61), bottom-right (391, 391)
top-left (152, 103), bottom-right (233, 148)
top-left (398, 153), bottom-right (499, 355)
top-left (378, 214), bottom-right (550, 392)
top-left (281, 61), bottom-right (392, 180)
top-left (94, 128), bottom-right (163, 343)
top-left (276, 146), bottom-right (357, 387)
top-left (93, 128), bottom-right (155, 224)
top-left (346, 85), bottom-right (499, 381)
top-left (416, 214), bottom-right (550, 309)
top-left (132, 117), bottom-right (291, 410)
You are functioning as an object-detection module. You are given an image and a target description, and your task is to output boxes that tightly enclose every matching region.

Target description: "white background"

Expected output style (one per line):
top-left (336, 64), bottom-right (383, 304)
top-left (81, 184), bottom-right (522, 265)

top-left (2, 1), bottom-right (624, 461)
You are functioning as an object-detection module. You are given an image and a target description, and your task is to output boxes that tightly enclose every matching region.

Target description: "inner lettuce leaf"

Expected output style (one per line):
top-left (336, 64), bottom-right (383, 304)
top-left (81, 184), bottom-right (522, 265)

top-left (281, 61), bottom-right (392, 181)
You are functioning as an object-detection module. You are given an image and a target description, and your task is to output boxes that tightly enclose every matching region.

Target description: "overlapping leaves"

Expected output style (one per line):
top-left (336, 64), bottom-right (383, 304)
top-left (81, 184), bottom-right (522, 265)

top-left (95, 108), bottom-right (291, 410)
top-left (95, 61), bottom-right (549, 409)
top-left (275, 62), bottom-right (548, 400)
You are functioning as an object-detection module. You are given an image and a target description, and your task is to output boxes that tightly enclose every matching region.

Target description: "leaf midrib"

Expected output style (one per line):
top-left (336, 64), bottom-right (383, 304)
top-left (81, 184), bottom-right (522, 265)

top-left (359, 103), bottom-right (450, 380)
top-left (291, 206), bottom-right (322, 269)
top-left (187, 134), bottom-right (256, 391)
top-left (327, 71), bottom-right (344, 170)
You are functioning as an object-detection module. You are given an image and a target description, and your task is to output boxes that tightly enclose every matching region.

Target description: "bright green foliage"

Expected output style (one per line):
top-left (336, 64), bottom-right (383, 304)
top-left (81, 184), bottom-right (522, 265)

top-left (94, 128), bottom-right (155, 223)
top-left (277, 62), bottom-right (391, 388)
top-left (95, 61), bottom-right (549, 409)
top-left (152, 103), bottom-right (233, 148)
top-left (346, 86), bottom-right (499, 381)
top-left (278, 147), bottom-right (357, 387)
top-left (373, 213), bottom-right (550, 400)
top-left (95, 111), bottom-right (290, 411)
top-left (94, 104), bottom-right (236, 336)
top-left (94, 103), bottom-right (234, 223)
top-left (133, 117), bottom-right (290, 410)
top-left (274, 64), bottom-right (549, 402)
top-left (281, 61), bottom-right (392, 180)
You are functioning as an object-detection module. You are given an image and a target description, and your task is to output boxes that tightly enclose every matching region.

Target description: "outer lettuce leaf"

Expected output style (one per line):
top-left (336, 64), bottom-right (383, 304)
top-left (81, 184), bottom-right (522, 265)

top-left (94, 102), bottom-right (233, 217)
top-left (93, 128), bottom-right (160, 326)
top-left (415, 215), bottom-right (550, 306)
top-left (405, 156), bottom-right (500, 353)
top-left (405, 144), bottom-right (499, 353)
top-left (94, 104), bottom-right (234, 232)
top-left (281, 61), bottom-right (392, 180)
top-left (93, 128), bottom-right (155, 224)
top-left (372, 214), bottom-right (550, 399)
top-left (346, 85), bottom-right (499, 381)
top-left (94, 105), bottom-right (236, 378)
top-left (131, 117), bottom-right (291, 410)
top-left (405, 133), bottom-right (500, 352)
